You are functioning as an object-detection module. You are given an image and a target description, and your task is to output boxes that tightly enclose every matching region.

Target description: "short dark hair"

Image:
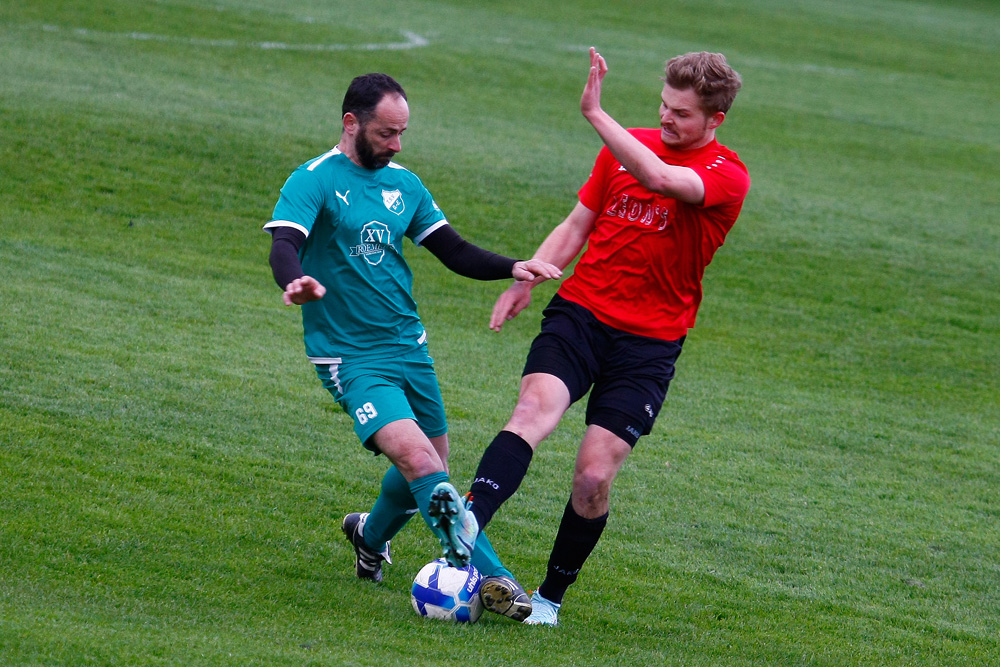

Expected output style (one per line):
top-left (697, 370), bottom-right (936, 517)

top-left (664, 52), bottom-right (742, 114)
top-left (341, 73), bottom-right (407, 124)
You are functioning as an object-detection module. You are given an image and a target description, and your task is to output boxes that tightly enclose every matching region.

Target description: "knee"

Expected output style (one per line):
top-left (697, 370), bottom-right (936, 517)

top-left (393, 444), bottom-right (443, 480)
top-left (516, 382), bottom-right (556, 412)
top-left (573, 466), bottom-right (610, 497)
top-left (508, 394), bottom-right (544, 428)
top-left (506, 389), bottom-right (565, 444)
top-left (572, 466), bottom-right (613, 512)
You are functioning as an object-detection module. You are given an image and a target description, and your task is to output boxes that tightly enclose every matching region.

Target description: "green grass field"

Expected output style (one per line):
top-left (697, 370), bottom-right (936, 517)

top-left (2, 0), bottom-right (998, 664)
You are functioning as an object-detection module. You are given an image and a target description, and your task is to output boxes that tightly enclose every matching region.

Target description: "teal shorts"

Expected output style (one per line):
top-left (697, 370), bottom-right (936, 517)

top-left (312, 348), bottom-right (448, 453)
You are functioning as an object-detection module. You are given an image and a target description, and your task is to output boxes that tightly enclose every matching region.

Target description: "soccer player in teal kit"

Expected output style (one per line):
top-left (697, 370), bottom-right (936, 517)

top-left (265, 73), bottom-right (560, 621)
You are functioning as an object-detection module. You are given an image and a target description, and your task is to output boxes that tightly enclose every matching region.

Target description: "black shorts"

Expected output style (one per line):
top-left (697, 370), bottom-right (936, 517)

top-left (523, 293), bottom-right (684, 447)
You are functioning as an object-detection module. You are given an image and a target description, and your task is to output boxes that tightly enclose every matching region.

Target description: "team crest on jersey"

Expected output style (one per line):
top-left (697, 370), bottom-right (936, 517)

top-left (350, 221), bottom-right (392, 266)
top-left (381, 189), bottom-right (404, 215)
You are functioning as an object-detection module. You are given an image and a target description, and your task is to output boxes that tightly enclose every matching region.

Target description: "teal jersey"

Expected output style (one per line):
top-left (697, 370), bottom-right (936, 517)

top-left (265, 147), bottom-right (448, 359)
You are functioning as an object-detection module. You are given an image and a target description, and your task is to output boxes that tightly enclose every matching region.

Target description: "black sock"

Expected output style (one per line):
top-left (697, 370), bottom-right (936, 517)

top-left (537, 498), bottom-right (608, 605)
top-left (468, 430), bottom-right (534, 530)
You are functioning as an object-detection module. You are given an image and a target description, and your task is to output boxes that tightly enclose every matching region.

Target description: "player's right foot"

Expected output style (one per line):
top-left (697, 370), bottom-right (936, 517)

top-left (427, 482), bottom-right (478, 568)
top-left (479, 574), bottom-right (533, 622)
top-left (522, 590), bottom-right (561, 626)
top-left (341, 512), bottom-right (392, 583)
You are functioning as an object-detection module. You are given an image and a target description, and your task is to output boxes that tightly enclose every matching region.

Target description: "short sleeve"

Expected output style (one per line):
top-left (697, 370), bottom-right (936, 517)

top-left (577, 146), bottom-right (614, 211)
top-left (265, 167), bottom-right (325, 237)
top-left (404, 181), bottom-right (448, 244)
top-left (690, 154), bottom-right (750, 209)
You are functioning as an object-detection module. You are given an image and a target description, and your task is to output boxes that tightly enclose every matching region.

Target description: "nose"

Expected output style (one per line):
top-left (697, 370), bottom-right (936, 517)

top-left (388, 135), bottom-right (402, 152)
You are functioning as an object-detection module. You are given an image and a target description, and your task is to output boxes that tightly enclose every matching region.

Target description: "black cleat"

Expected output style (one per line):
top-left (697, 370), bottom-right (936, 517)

top-left (341, 512), bottom-right (391, 583)
top-left (479, 574), bottom-right (533, 622)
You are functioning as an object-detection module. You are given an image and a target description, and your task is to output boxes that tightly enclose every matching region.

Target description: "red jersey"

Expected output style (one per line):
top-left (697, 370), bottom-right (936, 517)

top-left (558, 129), bottom-right (750, 340)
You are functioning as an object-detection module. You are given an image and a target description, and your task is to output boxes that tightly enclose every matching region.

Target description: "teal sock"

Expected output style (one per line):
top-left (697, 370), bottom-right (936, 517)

top-left (407, 471), bottom-right (451, 536)
top-left (362, 465), bottom-right (418, 552)
top-left (471, 531), bottom-right (512, 578)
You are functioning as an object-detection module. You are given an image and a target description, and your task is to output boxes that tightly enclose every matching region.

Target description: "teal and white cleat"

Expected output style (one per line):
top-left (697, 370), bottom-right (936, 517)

top-left (427, 482), bottom-right (478, 568)
top-left (522, 590), bottom-right (561, 626)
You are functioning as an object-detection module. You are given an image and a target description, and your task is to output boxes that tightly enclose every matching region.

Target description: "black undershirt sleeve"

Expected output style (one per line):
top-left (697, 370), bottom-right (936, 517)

top-left (421, 224), bottom-right (520, 280)
top-left (268, 226), bottom-right (306, 289)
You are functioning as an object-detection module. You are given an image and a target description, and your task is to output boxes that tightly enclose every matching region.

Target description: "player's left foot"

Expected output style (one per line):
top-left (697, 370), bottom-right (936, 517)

top-left (341, 512), bottom-right (392, 583)
top-left (427, 482), bottom-right (478, 568)
top-left (479, 575), bottom-right (533, 622)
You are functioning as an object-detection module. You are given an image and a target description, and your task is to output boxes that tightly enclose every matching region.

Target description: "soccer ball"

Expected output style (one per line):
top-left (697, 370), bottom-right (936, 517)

top-left (410, 558), bottom-right (484, 623)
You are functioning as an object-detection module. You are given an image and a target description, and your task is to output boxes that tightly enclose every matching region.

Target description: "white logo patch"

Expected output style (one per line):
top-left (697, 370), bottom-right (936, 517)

top-left (349, 221), bottom-right (392, 265)
top-left (381, 189), bottom-right (404, 215)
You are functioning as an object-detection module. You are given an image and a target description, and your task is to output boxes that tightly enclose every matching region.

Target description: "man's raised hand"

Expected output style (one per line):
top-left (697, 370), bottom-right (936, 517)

top-left (581, 47), bottom-right (609, 121)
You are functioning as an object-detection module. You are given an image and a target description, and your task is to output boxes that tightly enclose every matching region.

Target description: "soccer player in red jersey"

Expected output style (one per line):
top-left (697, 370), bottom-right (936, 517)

top-left (458, 48), bottom-right (750, 625)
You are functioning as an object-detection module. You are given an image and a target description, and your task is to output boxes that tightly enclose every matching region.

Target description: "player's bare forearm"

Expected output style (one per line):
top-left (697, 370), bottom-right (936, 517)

top-left (531, 202), bottom-right (596, 270)
top-left (590, 113), bottom-right (703, 201)
top-left (489, 281), bottom-right (533, 332)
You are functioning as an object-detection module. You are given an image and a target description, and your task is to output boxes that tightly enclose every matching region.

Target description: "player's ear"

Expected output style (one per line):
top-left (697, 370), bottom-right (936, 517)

top-left (708, 111), bottom-right (725, 131)
top-left (343, 112), bottom-right (360, 134)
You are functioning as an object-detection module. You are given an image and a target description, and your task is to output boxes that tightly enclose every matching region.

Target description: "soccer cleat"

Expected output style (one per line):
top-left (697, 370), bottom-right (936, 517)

top-left (341, 512), bottom-right (392, 583)
top-left (427, 482), bottom-right (479, 568)
top-left (479, 574), bottom-right (533, 622)
top-left (522, 590), bottom-right (561, 626)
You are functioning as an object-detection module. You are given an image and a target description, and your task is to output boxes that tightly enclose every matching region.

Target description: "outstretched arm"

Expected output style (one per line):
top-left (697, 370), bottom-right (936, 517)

top-left (581, 47), bottom-right (706, 204)
top-left (489, 202), bottom-right (597, 332)
top-left (421, 225), bottom-right (562, 282)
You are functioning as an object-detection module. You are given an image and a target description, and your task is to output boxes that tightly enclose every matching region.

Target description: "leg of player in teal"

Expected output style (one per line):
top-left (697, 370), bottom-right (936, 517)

top-left (344, 465), bottom-right (449, 582)
top-left (341, 465), bottom-right (443, 583)
top-left (344, 470), bottom-right (460, 577)
top-left (360, 464), bottom-right (418, 548)
top-left (341, 464), bottom-right (416, 581)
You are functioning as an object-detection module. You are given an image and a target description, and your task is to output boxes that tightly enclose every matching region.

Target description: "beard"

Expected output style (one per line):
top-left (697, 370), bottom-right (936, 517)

top-left (355, 128), bottom-right (395, 170)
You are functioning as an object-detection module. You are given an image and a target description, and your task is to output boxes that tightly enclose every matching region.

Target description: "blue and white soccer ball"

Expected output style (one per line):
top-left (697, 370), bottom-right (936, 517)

top-left (410, 558), bottom-right (484, 623)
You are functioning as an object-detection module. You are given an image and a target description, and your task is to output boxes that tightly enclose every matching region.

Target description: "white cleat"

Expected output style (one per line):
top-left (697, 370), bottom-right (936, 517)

top-left (522, 590), bottom-right (560, 626)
